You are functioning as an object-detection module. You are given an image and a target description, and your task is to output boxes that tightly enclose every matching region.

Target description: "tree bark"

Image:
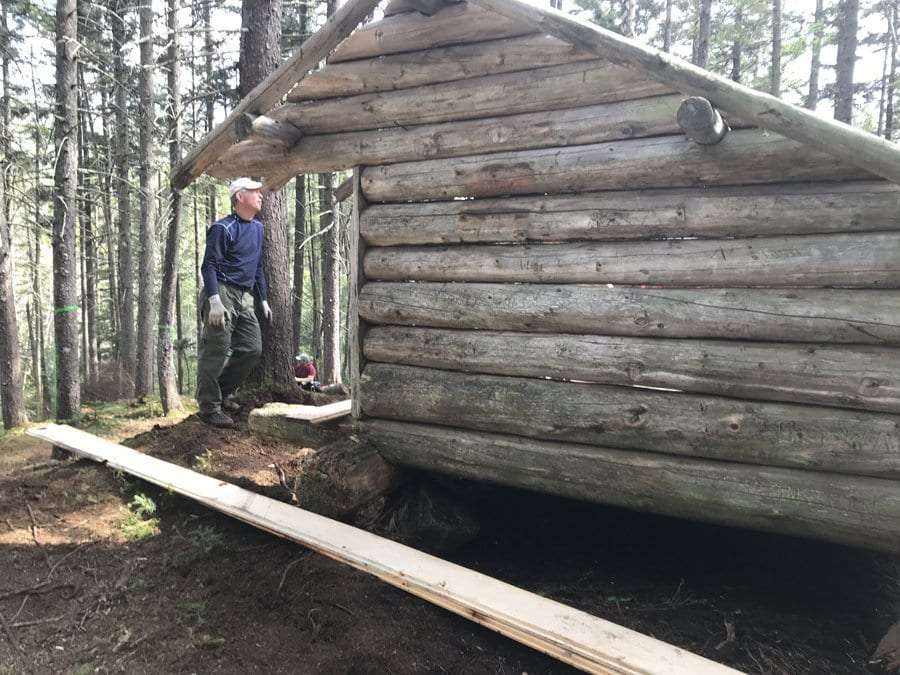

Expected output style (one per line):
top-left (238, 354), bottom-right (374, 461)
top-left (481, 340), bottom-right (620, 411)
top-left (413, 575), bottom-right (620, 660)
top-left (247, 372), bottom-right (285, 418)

top-left (834, 0), bottom-right (859, 124)
top-left (293, 175), bottom-right (306, 351)
top-left (99, 85), bottom-right (119, 346)
top-left (0, 143), bottom-right (26, 427)
top-left (662, 0), bottom-right (673, 52)
top-left (158, 0), bottom-right (183, 414)
top-left (692, 0), bottom-right (712, 68)
top-left (240, 0), bottom-right (295, 393)
top-left (52, 0), bottom-right (80, 420)
top-left (770, 0), bottom-right (781, 96)
top-left (730, 5), bottom-right (742, 82)
top-left (134, 0), bottom-right (157, 399)
top-left (319, 172), bottom-right (341, 383)
top-left (111, 0), bottom-right (134, 396)
top-left (806, 0), bottom-right (824, 109)
top-left (886, 4), bottom-right (898, 140)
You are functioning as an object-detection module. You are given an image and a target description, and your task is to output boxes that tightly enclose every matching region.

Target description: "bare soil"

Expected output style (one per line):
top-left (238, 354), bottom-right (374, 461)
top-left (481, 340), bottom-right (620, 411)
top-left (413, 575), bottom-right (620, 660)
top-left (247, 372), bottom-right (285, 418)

top-left (1, 403), bottom-right (898, 674)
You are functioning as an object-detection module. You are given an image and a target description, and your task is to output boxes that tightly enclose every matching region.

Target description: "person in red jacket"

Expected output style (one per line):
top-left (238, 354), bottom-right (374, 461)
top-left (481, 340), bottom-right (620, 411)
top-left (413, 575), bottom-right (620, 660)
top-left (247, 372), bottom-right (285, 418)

top-left (294, 353), bottom-right (318, 389)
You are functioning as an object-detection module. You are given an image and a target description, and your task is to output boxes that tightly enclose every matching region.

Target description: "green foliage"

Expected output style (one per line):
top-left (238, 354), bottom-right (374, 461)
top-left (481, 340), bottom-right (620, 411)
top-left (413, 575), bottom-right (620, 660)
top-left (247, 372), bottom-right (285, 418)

top-left (120, 493), bottom-right (160, 541)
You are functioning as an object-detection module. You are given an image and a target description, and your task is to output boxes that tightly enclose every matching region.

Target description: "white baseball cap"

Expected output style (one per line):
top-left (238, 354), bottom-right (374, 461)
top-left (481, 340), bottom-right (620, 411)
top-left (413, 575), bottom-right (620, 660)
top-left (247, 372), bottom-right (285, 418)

top-left (229, 177), bottom-right (263, 197)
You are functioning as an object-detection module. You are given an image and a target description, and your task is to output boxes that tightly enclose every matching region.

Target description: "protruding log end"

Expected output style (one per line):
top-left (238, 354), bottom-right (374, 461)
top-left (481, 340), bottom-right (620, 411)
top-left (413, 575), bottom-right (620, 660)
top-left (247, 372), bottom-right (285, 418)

top-left (677, 96), bottom-right (729, 145)
top-left (235, 113), bottom-right (304, 148)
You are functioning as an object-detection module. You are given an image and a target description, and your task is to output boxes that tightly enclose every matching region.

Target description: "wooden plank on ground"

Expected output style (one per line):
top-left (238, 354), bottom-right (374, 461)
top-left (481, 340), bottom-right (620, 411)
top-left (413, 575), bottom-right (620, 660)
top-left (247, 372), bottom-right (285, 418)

top-left (274, 399), bottom-right (352, 424)
top-left (26, 424), bottom-right (738, 675)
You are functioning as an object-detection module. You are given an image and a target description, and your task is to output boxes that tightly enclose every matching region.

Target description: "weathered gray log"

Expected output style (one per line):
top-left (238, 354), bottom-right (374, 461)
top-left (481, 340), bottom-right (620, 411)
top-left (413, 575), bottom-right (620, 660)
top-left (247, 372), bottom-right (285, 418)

top-left (360, 181), bottom-right (900, 246)
top-left (211, 95), bottom-right (685, 179)
top-left (363, 232), bottom-right (900, 288)
top-left (360, 129), bottom-right (871, 202)
top-left (361, 363), bottom-right (900, 477)
top-left (170, 0), bottom-right (381, 189)
top-left (234, 113), bottom-right (304, 147)
top-left (383, 0), bottom-right (459, 16)
top-left (363, 328), bottom-right (900, 413)
top-left (290, 34), bottom-right (594, 101)
top-left (359, 282), bottom-right (900, 344)
top-left (467, 0), bottom-right (900, 186)
top-left (249, 402), bottom-right (350, 447)
top-left (333, 176), bottom-right (353, 202)
top-left (676, 96), bottom-right (727, 144)
top-left (364, 419), bottom-right (900, 555)
top-left (329, 2), bottom-right (534, 63)
top-left (274, 60), bottom-right (673, 135)
top-left (292, 435), bottom-right (405, 519)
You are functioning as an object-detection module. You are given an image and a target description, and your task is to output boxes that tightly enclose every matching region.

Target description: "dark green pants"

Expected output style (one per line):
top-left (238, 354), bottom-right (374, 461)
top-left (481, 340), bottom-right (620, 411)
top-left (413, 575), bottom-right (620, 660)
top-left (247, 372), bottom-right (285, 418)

top-left (196, 283), bottom-right (262, 415)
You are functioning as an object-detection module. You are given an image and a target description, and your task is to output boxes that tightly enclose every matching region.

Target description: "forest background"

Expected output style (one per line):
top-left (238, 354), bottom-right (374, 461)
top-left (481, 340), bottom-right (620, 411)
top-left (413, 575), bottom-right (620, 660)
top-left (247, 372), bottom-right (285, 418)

top-left (0, 0), bottom-right (890, 427)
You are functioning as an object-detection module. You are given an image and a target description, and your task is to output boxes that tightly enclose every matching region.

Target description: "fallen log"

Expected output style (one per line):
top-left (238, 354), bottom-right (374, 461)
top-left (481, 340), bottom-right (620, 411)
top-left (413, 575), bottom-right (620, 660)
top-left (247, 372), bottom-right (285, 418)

top-left (274, 60), bottom-right (673, 135)
top-left (289, 34), bottom-right (594, 101)
top-left (359, 181), bottom-right (900, 246)
top-left (364, 419), bottom-right (900, 555)
top-left (360, 362), bottom-right (900, 477)
top-left (26, 423), bottom-right (739, 674)
top-left (211, 95), bottom-right (685, 178)
top-left (328, 2), bottom-right (534, 63)
top-left (360, 129), bottom-right (871, 202)
top-left (363, 232), bottom-right (900, 288)
top-left (358, 282), bottom-right (900, 344)
top-left (293, 435), bottom-right (405, 519)
top-left (249, 402), bottom-right (350, 447)
top-left (362, 328), bottom-right (900, 413)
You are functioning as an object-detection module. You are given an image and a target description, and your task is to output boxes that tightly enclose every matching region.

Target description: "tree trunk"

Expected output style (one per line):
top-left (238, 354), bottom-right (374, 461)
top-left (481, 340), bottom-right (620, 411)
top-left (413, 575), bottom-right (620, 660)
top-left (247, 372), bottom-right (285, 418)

top-left (134, 0), bottom-right (157, 399)
top-left (730, 6), bottom-right (742, 82)
top-left (663, 0), bottom-right (673, 52)
top-left (52, 0), bottom-right (80, 420)
top-left (692, 0), bottom-right (712, 68)
top-left (176, 275), bottom-right (184, 394)
top-left (834, 0), bottom-right (859, 124)
top-left (806, 0), bottom-right (824, 109)
top-left (0, 146), bottom-right (26, 427)
top-left (99, 85), bottom-right (119, 346)
top-left (622, 0), bottom-right (635, 37)
top-left (201, 0), bottom-right (214, 347)
top-left (320, 172), bottom-right (341, 383)
top-left (158, 0), bottom-right (183, 414)
top-left (77, 87), bottom-right (98, 388)
top-left (293, 175), bottom-right (306, 351)
top-left (309, 213), bottom-right (322, 362)
top-left (886, 4), bottom-right (898, 140)
top-left (240, 0), bottom-right (295, 393)
top-left (770, 0), bottom-right (781, 96)
top-left (111, 0), bottom-right (134, 395)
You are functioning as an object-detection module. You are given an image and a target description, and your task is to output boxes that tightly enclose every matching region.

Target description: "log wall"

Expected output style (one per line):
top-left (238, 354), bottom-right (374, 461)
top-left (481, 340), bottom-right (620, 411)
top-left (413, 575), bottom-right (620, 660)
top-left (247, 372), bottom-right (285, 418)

top-left (270, 2), bottom-right (900, 552)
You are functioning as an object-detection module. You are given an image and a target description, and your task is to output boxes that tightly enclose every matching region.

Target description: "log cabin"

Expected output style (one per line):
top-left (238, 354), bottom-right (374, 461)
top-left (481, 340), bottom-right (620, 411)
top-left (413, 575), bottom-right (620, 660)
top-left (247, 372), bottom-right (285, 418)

top-left (174, 0), bottom-right (900, 555)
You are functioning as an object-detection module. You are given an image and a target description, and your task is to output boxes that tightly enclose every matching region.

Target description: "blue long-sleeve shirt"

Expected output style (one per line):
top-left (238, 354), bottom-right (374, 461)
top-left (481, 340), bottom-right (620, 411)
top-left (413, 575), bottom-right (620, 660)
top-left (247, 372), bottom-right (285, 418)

top-left (201, 214), bottom-right (268, 301)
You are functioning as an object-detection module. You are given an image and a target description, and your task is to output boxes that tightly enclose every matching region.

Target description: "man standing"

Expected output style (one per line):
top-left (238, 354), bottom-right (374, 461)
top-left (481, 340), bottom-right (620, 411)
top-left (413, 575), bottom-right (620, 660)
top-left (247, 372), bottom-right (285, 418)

top-left (196, 178), bottom-right (272, 428)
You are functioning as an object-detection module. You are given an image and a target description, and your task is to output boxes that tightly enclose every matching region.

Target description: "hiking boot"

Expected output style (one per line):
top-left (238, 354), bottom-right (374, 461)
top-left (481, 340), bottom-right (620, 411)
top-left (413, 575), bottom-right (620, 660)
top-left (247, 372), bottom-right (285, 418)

top-left (198, 411), bottom-right (235, 429)
top-left (222, 397), bottom-right (241, 413)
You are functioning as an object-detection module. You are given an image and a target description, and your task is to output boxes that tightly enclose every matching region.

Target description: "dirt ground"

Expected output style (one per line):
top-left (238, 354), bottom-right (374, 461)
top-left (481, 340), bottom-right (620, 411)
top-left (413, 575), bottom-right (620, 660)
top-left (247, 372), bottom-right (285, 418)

top-left (1, 400), bottom-right (898, 674)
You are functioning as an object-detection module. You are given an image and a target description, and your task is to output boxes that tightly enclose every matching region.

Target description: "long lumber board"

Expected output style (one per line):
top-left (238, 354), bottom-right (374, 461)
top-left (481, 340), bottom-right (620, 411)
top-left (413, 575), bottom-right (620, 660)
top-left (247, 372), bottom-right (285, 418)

top-left (26, 424), bottom-right (737, 675)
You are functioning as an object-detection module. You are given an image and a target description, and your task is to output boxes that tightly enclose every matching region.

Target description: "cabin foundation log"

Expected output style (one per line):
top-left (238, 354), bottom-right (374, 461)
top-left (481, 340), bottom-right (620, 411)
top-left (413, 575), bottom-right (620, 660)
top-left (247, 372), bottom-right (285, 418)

top-left (677, 96), bottom-right (728, 144)
top-left (364, 419), bottom-right (900, 555)
top-left (292, 435), bottom-right (406, 519)
top-left (360, 363), bottom-right (900, 477)
top-left (249, 402), bottom-right (350, 447)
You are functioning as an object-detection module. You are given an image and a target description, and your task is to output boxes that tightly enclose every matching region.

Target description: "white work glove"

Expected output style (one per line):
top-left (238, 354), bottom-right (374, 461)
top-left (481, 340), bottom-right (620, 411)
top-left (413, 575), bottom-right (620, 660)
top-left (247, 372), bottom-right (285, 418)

top-left (207, 294), bottom-right (226, 328)
top-left (261, 300), bottom-right (272, 321)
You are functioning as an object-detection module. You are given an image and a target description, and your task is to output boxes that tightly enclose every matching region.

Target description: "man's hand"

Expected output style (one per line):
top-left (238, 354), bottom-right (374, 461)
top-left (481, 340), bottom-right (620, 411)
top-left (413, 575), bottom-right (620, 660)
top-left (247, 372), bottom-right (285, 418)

top-left (261, 300), bottom-right (272, 321)
top-left (207, 294), bottom-right (226, 328)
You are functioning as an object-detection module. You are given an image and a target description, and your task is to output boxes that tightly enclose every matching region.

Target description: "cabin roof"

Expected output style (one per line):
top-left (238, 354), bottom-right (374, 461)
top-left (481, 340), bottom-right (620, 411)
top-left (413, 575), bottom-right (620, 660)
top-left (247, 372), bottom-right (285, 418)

top-left (172, 0), bottom-right (900, 190)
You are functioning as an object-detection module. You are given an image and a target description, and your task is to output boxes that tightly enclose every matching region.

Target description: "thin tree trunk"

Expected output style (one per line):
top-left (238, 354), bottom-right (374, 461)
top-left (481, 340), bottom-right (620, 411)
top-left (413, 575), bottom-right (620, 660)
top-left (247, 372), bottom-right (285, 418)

top-left (308, 199), bottom-right (321, 363)
top-left (176, 274), bottom-right (184, 394)
top-left (319, 172), bottom-right (340, 384)
top-left (100, 85), bottom-right (119, 347)
top-left (240, 0), bottom-right (295, 393)
top-left (30, 58), bottom-right (49, 419)
top-left (663, 0), bottom-right (673, 52)
top-left (879, 41), bottom-right (890, 137)
top-left (731, 5), bottom-right (743, 82)
top-left (770, 0), bottom-right (782, 96)
top-left (79, 205), bottom-right (88, 384)
top-left (111, 0), bottom-right (134, 395)
top-left (834, 0), bottom-right (859, 124)
top-left (806, 0), bottom-right (824, 109)
top-left (293, 175), bottom-right (306, 351)
top-left (52, 0), bottom-right (80, 420)
top-left (622, 0), bottom-right (635, 37)
top-left (887, 4), bottom-right (898, 140)
top-left (134, 0), bottom-right (157, 399)
top-left (77, 83), bottom-right (98, 387)
top-left (158, 0), bottom-right (183, 414)
top-left (692, 0), bottom-right (712, 68)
